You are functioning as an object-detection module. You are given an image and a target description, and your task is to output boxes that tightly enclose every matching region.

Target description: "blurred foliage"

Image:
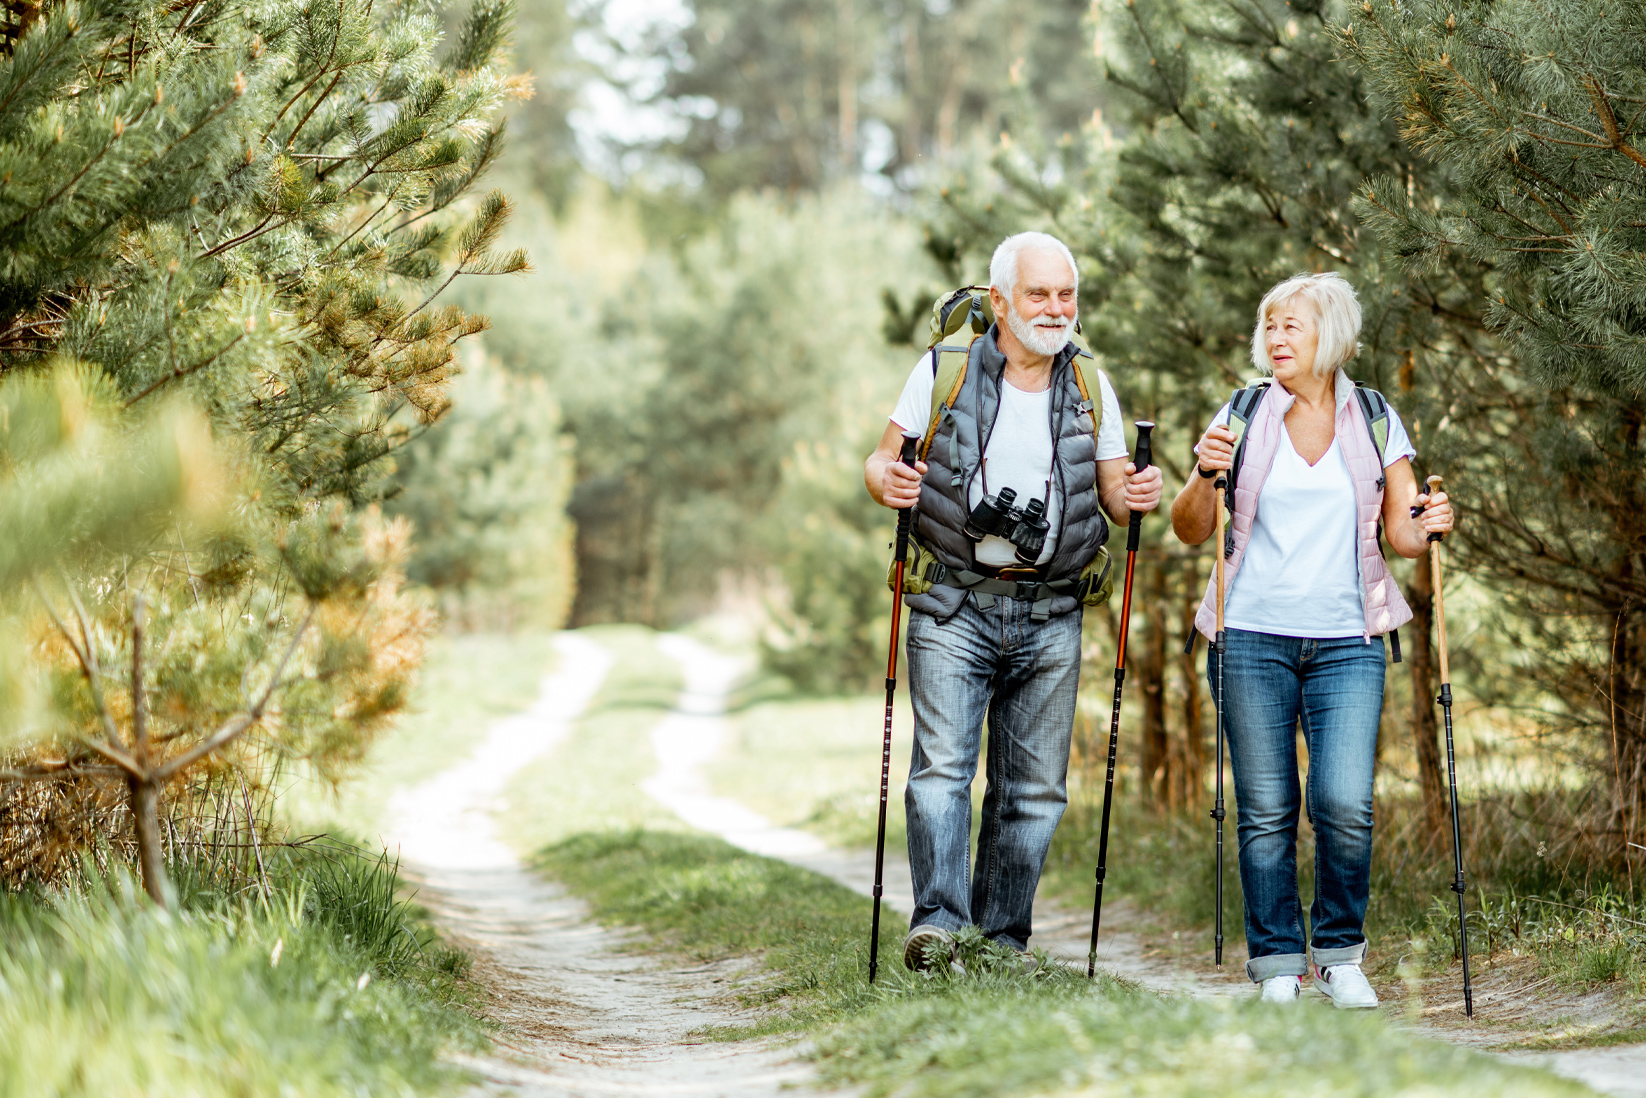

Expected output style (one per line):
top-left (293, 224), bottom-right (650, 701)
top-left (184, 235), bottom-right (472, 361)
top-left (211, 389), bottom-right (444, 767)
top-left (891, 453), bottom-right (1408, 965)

top-left (385, 350), bottom-right (576, 629)
top-left (598, 0), bottom-right (1105, 196)
top-left (457, 184), bottom-right (932, 689)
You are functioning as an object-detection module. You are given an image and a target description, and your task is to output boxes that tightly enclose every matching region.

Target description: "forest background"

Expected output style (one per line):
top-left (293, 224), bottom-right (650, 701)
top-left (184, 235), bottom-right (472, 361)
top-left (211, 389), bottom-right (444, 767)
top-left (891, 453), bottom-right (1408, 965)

top-left (3, 0), bottom-right (1646, 1080)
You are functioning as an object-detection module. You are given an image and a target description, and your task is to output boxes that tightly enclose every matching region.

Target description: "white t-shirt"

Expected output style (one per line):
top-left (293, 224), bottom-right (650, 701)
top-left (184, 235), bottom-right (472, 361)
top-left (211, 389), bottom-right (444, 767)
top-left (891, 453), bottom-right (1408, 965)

top-left (890, 355), bottom-right (1129, 567)
top-left (1202, 394), bottom-right (1416, 638)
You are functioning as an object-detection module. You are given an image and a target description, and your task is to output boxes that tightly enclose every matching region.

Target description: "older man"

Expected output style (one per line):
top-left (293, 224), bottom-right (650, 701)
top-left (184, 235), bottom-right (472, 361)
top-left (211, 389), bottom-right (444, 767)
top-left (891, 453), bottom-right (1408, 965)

top-left (864, 231), bottom-right (1163, 968)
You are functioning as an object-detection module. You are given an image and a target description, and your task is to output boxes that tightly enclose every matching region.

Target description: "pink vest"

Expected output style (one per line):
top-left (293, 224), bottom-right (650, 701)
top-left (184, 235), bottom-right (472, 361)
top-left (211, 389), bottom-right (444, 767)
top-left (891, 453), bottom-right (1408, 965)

top-left (1194, 375), bottom-right (1412, 642)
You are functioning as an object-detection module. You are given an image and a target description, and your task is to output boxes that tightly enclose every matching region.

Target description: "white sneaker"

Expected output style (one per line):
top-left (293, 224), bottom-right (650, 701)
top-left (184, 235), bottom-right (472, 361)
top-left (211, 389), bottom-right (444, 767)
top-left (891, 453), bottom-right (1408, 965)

top-left (1260, 975), bottom-right (1302, 1003)
top-left (1314, 963), bottom-right (1379, 1009)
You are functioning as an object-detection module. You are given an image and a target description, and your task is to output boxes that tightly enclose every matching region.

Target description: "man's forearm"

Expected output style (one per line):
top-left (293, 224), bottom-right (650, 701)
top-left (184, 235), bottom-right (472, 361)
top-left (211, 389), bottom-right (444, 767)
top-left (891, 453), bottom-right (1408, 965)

top-left (1101, 483), bottom-right (1132, 526)
top-left (865, 453), bottom-right (890, 506)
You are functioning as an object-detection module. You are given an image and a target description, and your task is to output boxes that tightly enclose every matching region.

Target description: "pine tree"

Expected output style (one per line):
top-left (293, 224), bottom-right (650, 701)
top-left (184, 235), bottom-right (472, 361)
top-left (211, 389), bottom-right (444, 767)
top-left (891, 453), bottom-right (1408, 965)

top-left (1344, 0), bottom-right (1646, 854)
top-left (0, 0), bottom-right (525, 900)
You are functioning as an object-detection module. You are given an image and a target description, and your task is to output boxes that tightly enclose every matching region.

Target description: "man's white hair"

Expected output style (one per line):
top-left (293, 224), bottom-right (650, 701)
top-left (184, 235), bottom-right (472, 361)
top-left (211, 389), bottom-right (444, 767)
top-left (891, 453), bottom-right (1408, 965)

top-left (1251, 271), bottom-right (1362, 378)
top-left (990, 231), bottom-right (1079, 299)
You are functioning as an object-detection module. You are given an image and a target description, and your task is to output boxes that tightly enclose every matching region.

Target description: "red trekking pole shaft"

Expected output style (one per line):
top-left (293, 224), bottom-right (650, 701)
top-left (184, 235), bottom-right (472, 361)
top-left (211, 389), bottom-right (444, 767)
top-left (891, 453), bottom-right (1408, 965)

top-left (869, 432), bottom-right (920, 984)
top-left (1088, 421), bottom-right (1154, 978)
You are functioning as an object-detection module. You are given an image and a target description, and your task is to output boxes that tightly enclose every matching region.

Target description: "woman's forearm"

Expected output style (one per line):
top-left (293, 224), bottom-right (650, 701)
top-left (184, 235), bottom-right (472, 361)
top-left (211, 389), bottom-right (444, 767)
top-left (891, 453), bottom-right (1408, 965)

top-left (1171, 472), bottom-right (1218, 545)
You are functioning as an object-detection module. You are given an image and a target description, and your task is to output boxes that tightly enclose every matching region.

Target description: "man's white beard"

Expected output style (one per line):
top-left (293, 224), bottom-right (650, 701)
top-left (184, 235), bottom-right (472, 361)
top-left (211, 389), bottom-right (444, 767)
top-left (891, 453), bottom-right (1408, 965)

top-left (1007, 304), bottom-right (1073, 357)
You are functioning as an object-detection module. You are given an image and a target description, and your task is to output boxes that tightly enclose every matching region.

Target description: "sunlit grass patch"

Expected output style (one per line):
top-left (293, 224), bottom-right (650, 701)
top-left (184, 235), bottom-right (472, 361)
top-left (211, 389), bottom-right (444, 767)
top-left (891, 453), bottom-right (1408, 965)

top-left (0, 846), bottom-right (482, 1098)
top-left (815, 980), bottom-right (1591, 1098)
top-left (536, 829), bottom-right (1588, 1096)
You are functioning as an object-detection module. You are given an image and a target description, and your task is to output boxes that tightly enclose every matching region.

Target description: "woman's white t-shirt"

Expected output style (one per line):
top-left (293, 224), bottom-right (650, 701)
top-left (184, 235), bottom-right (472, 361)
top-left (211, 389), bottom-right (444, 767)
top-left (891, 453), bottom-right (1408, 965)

top-left (889, 356), bottom-right (1128, 567)
top-left (1202, 397), bottom-right (1416, 639)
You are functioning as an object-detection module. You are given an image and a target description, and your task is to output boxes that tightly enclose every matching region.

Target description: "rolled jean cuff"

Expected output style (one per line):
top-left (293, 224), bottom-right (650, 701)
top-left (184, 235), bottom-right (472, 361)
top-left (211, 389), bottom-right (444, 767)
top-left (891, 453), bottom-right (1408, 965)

top-left (1310, 941), bottom-right (1367, 968)
top-left (1245, 952), bottom-right (1308, 983)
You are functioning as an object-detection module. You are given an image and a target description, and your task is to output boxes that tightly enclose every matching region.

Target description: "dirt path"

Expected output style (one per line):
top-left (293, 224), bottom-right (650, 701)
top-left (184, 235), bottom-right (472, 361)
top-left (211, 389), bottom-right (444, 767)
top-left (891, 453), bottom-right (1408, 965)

top-left (651, 632), bottom-right (1645, 1097)
top-left (386, 633), bottom-right (844, 1098)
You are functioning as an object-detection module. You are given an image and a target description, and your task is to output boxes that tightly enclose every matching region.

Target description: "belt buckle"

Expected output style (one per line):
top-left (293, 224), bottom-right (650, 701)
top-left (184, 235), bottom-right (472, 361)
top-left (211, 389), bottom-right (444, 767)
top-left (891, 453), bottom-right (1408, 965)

top-left (993, 565), bottom-right (1039, 600)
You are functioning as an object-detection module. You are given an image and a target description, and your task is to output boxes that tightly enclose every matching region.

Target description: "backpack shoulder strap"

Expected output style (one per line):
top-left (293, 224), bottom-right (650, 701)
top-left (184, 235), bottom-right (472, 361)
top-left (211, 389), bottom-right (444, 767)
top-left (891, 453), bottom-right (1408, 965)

top-left (1352, 382), bottom-right (1391, 468)
top-left (921, 332), bottom-right (980, 461)
top-left (1068, 346), bottom-right (1104, 459)
top-left (1225, 377), bottom-right (1272, 495)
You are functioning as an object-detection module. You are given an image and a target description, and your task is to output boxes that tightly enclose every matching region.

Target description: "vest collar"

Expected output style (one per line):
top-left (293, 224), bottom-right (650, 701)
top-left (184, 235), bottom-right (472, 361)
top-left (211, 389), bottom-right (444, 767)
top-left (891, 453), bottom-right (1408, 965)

top-left (1265, 368), bottom-right (1354, 415)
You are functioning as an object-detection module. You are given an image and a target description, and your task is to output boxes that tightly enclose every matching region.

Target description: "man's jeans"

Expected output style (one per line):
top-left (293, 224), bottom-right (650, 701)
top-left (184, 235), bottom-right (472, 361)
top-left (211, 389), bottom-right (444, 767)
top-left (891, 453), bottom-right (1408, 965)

top-left (1208, 628), bottom-right (1385, 981)
top-left (904, 595), bottom-right (1081, 951)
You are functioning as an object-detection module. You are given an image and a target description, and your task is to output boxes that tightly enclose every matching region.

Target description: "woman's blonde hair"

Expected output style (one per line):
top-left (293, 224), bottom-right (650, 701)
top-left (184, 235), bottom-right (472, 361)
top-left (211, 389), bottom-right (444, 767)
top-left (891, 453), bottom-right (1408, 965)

top-left (1250, 271), bottom-right (1361, 378)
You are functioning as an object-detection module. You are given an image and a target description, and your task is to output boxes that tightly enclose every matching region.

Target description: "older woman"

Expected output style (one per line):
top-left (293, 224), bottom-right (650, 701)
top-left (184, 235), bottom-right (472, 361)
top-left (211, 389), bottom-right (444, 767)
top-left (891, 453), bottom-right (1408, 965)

top-left (1170, 272), bottom-right (1453, 1007)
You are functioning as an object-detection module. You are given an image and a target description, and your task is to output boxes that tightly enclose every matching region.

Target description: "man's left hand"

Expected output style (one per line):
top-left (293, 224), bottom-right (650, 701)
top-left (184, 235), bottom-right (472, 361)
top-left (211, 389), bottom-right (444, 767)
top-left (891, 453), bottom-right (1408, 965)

top-left (1124, 463), bottom-right (1164, 513)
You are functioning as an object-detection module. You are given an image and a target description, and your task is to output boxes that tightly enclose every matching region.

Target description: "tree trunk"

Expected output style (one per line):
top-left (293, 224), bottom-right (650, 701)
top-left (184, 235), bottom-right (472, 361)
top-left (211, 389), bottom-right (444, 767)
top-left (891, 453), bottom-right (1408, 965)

top-left (1176, 566), bottom-right (1206, 812)
top-left (1406, 560), bottom-right (1447, 835)
top-left (835, 0), bottom-right (857, 170)
top-left (1139, 565), bottom-right (1169, 806)
top-left (129, 594), bottom-right (169, 907)
top-left (128, 776), bottom-right (168, 907)
top-left (1609, 594), bottom-right (1646, 857)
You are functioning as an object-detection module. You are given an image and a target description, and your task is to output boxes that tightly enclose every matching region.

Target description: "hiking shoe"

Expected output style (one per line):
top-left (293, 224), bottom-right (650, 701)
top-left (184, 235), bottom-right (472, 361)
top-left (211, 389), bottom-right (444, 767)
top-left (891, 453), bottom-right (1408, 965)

top-left (1315, 963), bottom-right (1379, 1009)
top-left (902, 924), bottom-right (956, 973)
top-left (1260, 975), bottom-right (1302, 1003)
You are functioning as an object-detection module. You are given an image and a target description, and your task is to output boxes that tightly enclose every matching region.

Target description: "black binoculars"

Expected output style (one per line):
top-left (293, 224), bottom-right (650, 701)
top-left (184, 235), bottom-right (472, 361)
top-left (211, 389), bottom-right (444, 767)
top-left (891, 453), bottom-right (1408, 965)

top-left (962, 486), bottom-right (1050, 565)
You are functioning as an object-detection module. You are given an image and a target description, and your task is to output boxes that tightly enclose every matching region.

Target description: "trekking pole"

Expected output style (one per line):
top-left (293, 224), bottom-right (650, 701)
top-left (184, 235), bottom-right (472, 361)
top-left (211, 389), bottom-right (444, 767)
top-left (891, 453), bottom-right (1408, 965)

top-left (1415, 474), bottom-right (1474, 1016)
top-left (1211, 473), bottom-right (1228, 968)
top-left (869, 432), bottom-right (920, 984)
top-left (1087, 421), bottom-right (1155, 979)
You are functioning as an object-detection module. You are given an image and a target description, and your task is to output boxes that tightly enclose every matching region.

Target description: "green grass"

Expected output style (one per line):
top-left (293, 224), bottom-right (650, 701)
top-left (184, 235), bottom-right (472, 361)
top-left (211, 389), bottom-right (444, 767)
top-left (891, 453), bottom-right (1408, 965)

top-left (535, 828), bottom-right (893, 1033)
top-left (535, 829), bottom-right (1591, 1097)
top-left (0, 844), bottom-right (481, 1098)
top-left (707, 694), bottom-right (912, 848)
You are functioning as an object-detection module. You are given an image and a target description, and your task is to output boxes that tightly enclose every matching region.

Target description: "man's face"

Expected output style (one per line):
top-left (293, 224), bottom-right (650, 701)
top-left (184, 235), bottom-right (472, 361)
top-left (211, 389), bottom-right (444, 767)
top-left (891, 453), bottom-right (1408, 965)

top-left (992, 247), bottom-right (1078, 357)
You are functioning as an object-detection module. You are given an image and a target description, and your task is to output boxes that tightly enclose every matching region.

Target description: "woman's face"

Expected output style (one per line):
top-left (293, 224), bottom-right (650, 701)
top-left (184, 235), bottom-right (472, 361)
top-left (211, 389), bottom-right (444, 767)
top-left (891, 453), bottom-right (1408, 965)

top-left (1264, 300), bottom-right (1319, 386)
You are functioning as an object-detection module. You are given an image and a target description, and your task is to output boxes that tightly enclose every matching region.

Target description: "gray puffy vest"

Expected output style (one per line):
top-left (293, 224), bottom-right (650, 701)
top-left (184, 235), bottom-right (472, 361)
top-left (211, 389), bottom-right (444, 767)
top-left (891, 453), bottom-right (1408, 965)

top-left (909, 326), bottom-right (1109, 620)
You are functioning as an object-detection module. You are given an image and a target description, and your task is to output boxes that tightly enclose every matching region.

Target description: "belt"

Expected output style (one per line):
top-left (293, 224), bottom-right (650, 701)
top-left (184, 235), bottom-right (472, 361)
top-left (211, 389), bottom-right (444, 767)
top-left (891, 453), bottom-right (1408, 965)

top-left (916, 559), bottom-right (1080, 620)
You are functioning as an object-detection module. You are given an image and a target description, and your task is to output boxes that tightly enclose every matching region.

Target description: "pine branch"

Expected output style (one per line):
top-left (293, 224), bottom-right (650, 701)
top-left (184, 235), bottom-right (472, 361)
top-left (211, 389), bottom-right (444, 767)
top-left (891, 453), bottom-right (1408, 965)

top-left (1584, 76), bottom-right (1646, 171)
top-left (154, 603), bottom-right (315, 782)
top-left (32, 581), bottom-right (143, 778)
top-left (125, 330), bottom-right (247, 406)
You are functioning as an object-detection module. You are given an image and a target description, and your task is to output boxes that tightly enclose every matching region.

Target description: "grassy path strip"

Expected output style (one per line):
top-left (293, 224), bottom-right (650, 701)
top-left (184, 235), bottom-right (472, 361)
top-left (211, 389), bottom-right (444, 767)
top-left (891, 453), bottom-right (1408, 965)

top-left (535, 830), bottom-right (1593, 1097)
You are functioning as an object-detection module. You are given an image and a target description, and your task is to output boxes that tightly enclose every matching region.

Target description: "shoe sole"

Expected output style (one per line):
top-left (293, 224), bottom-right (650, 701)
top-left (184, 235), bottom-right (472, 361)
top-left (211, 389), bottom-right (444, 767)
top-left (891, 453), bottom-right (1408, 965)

top-left (902, 931), bottom-right (952, 972)
top-left (1317, 987), bottom-right (1378, 1009)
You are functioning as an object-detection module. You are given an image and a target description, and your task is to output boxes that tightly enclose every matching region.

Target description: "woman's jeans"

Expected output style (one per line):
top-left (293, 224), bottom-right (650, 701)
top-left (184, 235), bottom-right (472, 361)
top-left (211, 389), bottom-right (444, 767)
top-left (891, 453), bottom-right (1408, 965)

top-left (1208, 628), bottom-right (1385, 982)
top-left (904, 596), bottom-right (1082, 952)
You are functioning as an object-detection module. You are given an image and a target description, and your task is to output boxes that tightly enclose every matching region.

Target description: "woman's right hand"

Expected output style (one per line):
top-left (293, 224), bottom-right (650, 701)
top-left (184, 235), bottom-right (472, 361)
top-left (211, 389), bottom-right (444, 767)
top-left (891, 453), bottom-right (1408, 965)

top-left (1196, 424), bottom-right (1237, 476)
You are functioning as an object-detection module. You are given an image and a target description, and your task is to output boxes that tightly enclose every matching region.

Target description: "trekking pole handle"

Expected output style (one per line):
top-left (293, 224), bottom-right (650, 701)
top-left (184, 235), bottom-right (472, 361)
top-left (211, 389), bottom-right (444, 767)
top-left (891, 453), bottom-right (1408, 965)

top-left (1410, 474), bottom-right (1446, 543)
top-left (1126, 421), bottom-right (1154, 553)
top-left (894, 433), bottom-right (920, 562)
